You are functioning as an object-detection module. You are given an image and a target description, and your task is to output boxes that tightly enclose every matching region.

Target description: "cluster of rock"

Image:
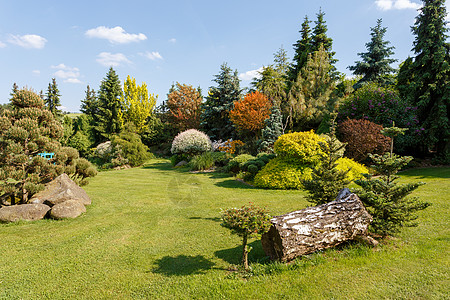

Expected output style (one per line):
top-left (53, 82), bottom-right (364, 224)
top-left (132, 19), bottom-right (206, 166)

top-left (0, 174), bottom-right (91, 223)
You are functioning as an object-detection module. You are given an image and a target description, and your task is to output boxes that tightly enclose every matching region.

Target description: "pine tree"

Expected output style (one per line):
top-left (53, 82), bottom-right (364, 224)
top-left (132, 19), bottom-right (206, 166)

top-left (311, 9), bottom-right (336, 66)
top-left (349, 19), bottom-right (397, 89)
top-left (400, 0), bottom-right (449, 156)
top-left (288, 16), bottom-right (312, 83)
top-left (45, 78), bottom-right (62, 117)
top-left (0, 88), bottom-right (64, 203)
top-left (200, 63), bottom-right (241, 140)
top-left (355, 124), bottom-right (430, 236)
top-left (257, 105), bottom-right (283, 153)
top-left (95, 67), bottom-right (123, 141)
top-left (303, 115), bottom-right (350, 205)
top-left (288, 45), bottom-right (335, 130)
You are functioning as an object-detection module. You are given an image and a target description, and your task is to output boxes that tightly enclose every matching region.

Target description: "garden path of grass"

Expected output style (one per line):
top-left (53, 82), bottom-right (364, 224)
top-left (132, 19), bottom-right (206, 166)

top-left (0, 159), bottom-right (448, 299)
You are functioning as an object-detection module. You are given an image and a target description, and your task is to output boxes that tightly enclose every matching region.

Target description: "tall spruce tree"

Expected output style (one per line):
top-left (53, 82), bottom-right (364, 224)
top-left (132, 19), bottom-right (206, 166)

top-left (95, 67), bottom-right (123, 141)
top-left (257, 105), bottom-right (283, 153)
top-left (349, 19), bottom-right (397, 88)
top-left (400, 0), bottom-right (449, 156)
top-left (311, 9), bottom-right (336, 66)
top-left (288, 16), bottom-right (312, 82)
top-left (45, 78), bottom-right (62, 117)
top-left (200, 63), bottom-right (241, 140)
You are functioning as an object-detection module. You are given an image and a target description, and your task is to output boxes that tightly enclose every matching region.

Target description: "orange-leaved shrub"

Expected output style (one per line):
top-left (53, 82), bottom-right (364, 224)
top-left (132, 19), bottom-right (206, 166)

top-left (337, 119), bottom-right (390, 162)
top-left (229, 91), bottom-right (272, 133)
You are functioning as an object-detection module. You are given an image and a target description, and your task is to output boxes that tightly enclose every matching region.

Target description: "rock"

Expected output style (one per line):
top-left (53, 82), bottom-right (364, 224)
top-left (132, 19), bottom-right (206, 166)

top-left (0, 203), bottom-right (51, 223)
top-left (175, 160), bottom-right (188, 167)
top-left (261, 190), bottom-right (373, 262)
top-left (49, 200), bottom-right (86, 220)
top-left (29, 173), bottom-right (91, 207)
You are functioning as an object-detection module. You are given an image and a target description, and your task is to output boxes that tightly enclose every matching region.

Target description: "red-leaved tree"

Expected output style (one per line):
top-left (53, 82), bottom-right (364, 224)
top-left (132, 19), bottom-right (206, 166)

top-left (167, 83), bottom-right (202, 132)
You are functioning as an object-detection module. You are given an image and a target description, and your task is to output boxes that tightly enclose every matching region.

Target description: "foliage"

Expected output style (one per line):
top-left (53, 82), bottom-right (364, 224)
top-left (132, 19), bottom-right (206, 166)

top-left (302, 121), bottom-right (351, 205)
top-left (274, 130), bottom-right (325, 165)
top-left (338, 119), bottom-right (390, 162)
top-left (226, 154), bottom-right (256, 174)
top-left (217, 139), bottom-right (245, 155)
top-left (355, 153), bottom-right (430, 236)
top-left (189, 152), bottom-right (215, 171)
top-left (336, 157), bottom-right (367, 181)
top-left (288, 45), bottom-right (336, 130)
top-left (229, 91), bottom-right (272, 134)
top-left (55, 146), bottom-right (97, 186)
top-left (348, 19), bottom-right (397, 88)
top-left (67, 131), bottom-right (91, 157)
top-left (221, 203), bottom-right (272, 270)
top-left (200, 63), bottom-right (241, 140)
top-left (253, 157), bottom-right (313, 189)
top-left (239, 153), bottom-right (276, 182)
top-left (288, 15), bottom-right (312, 82)
top-left (0, 88), bottom-right (64, 203)
top-left (120, 75), bottom-right (156, 134)
top-left (95, 67), bottom-right (123, 141)
top-left (210, 151), bottom-right (232, 167)
top-left (399, 0), bottom-right (450, 156)
top-left (45, 78), bottom-right (63, 117)
top-left (167, 82), bottom-right (203, 132)
top-left (111, 123), bottom-right (150, 167)
top-left (257, 106), bottom-right (283, 153)
top-left (61, 115), bottom-right (74, 146)
top-left (171, 129), bottom-right (212, 156)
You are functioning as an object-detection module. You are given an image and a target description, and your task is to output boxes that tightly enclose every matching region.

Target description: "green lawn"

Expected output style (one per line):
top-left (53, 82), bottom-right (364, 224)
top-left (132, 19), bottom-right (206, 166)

top-left (1, 160), bottom-right (448, 299)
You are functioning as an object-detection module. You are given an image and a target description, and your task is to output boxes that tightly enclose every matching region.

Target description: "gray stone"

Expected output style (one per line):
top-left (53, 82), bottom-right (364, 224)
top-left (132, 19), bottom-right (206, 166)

top-left (175, 160), bottom-right (188, 167)
top-left (29, 173), bottom-right (91, 206)
top-left (49, 200), bottom-right (86, 220)
top-left (0, 203), bottom-right (51, 223)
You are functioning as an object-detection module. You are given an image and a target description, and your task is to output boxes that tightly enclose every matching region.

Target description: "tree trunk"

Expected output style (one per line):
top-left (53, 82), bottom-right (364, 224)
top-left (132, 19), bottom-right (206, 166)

top-left (242, 233), bottom-right (249, 270)
top-left (261, 189), bottom-right (374, 262)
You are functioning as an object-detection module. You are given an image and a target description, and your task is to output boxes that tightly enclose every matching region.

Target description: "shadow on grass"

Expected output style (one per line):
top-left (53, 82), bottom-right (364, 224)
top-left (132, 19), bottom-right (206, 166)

top-left (152, 255), bottom-right (215, 276)
top-left (189, 216), bottom-right (221, 222)
top-left (399, 167), bottom-right (450, 179)
top-left (215, 179), bottom-right (256, 190)
top-left (214, 240), bottom-right (267, 265)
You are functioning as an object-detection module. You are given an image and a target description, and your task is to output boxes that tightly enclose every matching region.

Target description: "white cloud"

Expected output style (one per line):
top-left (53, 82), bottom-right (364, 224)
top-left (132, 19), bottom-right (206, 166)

top-left (32, 70), bottom-right (40, 76)
top-left (51, 64), bottom-right (82, 83)
top-left (96, 52), bottom-right (131, 67)
top-left (141, 51), bottom-right (163, 60)
top-left (0, 41), bottom-right (6, 48)
top-left (169, 38), bottom-right (177, 43)
top-left (85, 26), bottom-right (147, 44)
top-left (8, 34), bottom-right (47, 49)
top-left (375, 0), bottom-right (421, 10)
top-left (239, 67), bottom-right (263, 81)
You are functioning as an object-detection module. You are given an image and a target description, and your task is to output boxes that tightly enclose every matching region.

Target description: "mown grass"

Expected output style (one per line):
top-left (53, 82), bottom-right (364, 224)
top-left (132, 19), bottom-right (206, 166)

top-left (0, 159), bottom-right (448, 299)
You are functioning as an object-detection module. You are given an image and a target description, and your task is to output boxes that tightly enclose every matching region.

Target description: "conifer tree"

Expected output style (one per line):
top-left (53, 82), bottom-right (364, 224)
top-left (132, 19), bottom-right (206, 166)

top-left (257, 105), bottom-right (283, 153)
top-left (303, 115), bottom-right (350, 205)
top-left (311, 9), bottom-right (336, 66)
top-left (45, 78), bottom-right (63, 117)
top-left (80, 85), bottom-right (98, 118)
top-left (200, 63), bottom-right (241, 140)
top-left (95, 67), bottom-right (123, 141)
top-left (400, 0), bottom-right (449, 156)
top-left (349, 19), bottom-right (397, 88)
top-left (288, 16), bottom-right (312, 83)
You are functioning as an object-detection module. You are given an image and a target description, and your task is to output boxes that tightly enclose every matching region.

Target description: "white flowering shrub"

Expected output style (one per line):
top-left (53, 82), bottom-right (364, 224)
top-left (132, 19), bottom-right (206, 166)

top-left (171, 129), bottom-right (212, 155)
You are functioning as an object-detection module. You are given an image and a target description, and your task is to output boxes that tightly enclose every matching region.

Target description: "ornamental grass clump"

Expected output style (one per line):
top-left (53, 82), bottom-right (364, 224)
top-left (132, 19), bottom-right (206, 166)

top-left (221, 203), bottom-right (272, 271)
top-left (171, 129), bottom-right (212, 157)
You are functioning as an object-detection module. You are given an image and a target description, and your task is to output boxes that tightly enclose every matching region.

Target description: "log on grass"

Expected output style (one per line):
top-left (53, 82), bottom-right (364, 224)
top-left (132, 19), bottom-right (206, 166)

top-left (261, 189), bottom-right (375, 262)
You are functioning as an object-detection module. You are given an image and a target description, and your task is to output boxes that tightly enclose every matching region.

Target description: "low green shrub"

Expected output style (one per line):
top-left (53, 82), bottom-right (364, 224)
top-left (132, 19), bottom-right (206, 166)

top-left (211, 151), bottom-right (232, 167)
top-left (253, 157), bottom-right (313, 189)
top-left (226, 154), bottom-right (256, 174)
top-left (189, 152), bottom-right (215, 171)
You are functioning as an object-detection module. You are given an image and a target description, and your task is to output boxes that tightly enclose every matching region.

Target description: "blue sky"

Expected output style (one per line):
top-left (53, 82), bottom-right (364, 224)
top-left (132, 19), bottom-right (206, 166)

top-left (0, 0), bottom-right (448, 112)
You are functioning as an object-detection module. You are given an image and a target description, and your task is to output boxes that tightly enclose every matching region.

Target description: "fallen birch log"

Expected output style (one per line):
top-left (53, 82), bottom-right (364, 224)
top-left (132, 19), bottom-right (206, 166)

top-left (261, 189), bottom-right (376, 262)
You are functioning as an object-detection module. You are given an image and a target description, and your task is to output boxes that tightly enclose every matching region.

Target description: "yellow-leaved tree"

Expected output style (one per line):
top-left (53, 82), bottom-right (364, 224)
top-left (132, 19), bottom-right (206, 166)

top-left (120, 75), bottom-right (157, 133)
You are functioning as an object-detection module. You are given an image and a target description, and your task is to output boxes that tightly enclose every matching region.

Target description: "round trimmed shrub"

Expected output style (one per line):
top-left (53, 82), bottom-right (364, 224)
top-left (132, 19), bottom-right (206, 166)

top-left (274, 130), bottom-right (325, 165)
top-left (226, 154), bottom-right (256, 174)
top-left (171, 129), bottom-right (212, 156)
top-left (336, 157), bottom-right (368, 181)
top-left (253, 157), bottom-right (313, 189)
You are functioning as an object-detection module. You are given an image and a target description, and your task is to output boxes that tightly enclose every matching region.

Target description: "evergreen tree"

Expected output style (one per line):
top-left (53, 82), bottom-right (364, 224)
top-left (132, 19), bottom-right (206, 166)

top-left (257, 105), bottom-right (283, 153)
top-left (288, 45), bottom-right (336, 130)
top-left (288, 16), bottom-right (312, 83)
top-left (400, 0), bottom-right (449, 156)
top-left (10, 82), bottom-right (19, 97)
top-left (0, 88), bottom-right (64, 203)
top-left (303, 115), bottom-right (350, 205)
top-left (200, 63), bottom-right (241, 140)
top-left (349, 19), bottom-right (397, 88)
top-left (80, 85), bottom-right (98, 118)
top-left (311, 9), bottom-right (336, 66)
top-left (95, 67), bottom-right (123, 141)
top-left (45, 78), bottom-right (63, 117)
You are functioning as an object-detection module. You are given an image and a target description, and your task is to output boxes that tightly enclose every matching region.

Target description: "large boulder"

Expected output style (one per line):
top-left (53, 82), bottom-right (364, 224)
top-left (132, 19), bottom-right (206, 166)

top-left (49, 200), bottom-right (86, 220)
top-left (29, 173), bottom-right (91, 206)
top-left (0, 203), bottom-right (51, 223)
